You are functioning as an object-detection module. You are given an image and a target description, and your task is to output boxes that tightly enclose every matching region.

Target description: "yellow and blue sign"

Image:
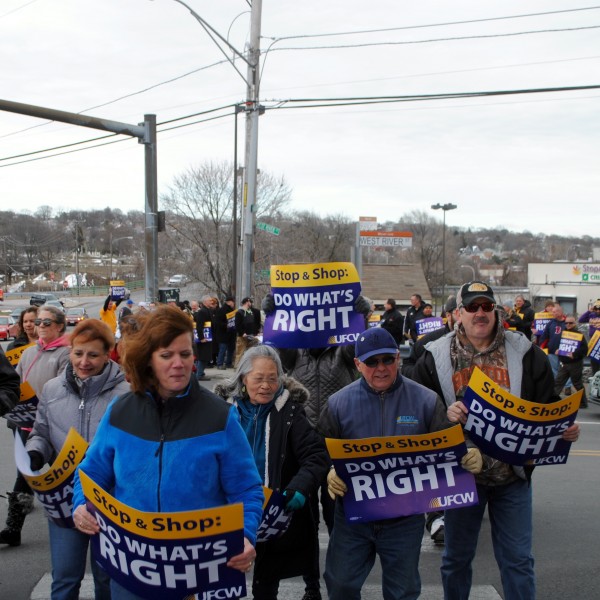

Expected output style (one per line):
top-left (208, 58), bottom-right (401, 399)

top-left (462, 367), bottom-right (580, 466)
top-left (80, 470), bottom-right (247, 600)
top-left (263, 262), bottom-right (365, 348)
top-left (326, 425), bottom-right (477, 522)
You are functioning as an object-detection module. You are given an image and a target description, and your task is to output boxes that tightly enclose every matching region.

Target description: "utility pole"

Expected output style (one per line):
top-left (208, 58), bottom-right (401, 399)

top-left (240, 0), bottom-right (263, 299)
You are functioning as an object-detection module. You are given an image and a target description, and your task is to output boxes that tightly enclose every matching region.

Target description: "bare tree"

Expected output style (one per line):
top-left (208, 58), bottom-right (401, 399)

top-left (397, 210), bottom-right (444, 287)
top-left (160, 161), bottom-right (292, 296)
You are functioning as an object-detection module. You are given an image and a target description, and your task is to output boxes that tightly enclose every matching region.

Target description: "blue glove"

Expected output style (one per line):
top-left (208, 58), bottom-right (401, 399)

top-left (283, 489), bottom-right (306, 512)
top-left (261, 294), bottom-right (276, 315)
top-left (354, 295), bottom-right (372, 315)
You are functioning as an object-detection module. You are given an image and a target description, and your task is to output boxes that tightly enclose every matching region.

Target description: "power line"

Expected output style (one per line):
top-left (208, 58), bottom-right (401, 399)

top-left (266, 84), bottom-right (600, 107)
top-left (1, 84), bottom-right (598, 169)
top-left (264, 5), bottom-right (600, 41)
top-left (268, 25), bottom-right (600, 53)
top-left (0, 59), bottom-right (234, 141)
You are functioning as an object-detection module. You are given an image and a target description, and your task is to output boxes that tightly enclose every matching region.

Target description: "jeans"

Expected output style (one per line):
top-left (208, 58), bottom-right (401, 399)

top-left (442, 479), bottom-right (535, 600)
top-left (195, 359), bottom-right (207, 378)
top-left (48, 520), bottom-right (110, 600)
top-left (325, 501), bottom-right (424, 600)
top-left (217, 340), bottom-right (235, 367)
top-left (110, 580), bottom-right (145, 600)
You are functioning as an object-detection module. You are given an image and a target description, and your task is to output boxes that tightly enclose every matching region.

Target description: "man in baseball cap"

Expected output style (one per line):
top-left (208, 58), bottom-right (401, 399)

top-left (317, 327), bottom-right (480, 599)
top-left (456, 280), bottom-right (496, 307)
top-left (412, 282), bottom-right (580, 599)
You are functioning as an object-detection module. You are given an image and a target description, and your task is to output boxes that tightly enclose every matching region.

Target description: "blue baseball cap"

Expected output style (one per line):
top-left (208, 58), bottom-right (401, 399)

top-left (355, 328), bottom-right (398, 362)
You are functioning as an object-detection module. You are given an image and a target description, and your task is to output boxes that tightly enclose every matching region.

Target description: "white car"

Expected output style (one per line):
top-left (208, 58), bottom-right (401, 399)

top-left (168, 274), bottom-right (188, 286)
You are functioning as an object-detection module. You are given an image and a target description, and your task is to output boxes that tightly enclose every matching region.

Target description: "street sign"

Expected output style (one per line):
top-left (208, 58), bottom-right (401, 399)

top-left (256, 222), bottom-right (280, 236)
top-left (359, 231), bottom-right (413, 248)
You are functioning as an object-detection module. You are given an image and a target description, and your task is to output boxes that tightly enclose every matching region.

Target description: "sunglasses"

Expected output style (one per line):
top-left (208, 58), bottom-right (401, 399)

top-left (34, 318), bottom-right (58, 327)
top-left (362, 355), bottom-right (397, 368)
top-left (462, 302), bottom-right (495, 313)
top-left (565, 321), bottom-right (576, 325)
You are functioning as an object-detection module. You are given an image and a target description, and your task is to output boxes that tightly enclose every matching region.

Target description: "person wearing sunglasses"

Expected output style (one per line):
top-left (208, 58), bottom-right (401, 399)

top-left (317, 327), bottom-right (481, 600)
top-left (578, 300), bottom-right (600, 375)
top-left (413, 281), bottom-right (580, 600)
top-left (1, 306), bottom-right (70, 547)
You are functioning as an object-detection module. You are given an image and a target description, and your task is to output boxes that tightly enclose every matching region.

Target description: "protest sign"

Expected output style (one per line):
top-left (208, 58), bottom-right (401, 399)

top-left (326, 425), bottom-right (477, 523)
top-left (4, 342), bottom-right (35, 368)
top-left (263, 262), bottom-right (365, 348)
top-left (15, 427), bottom-right (88, 527)
top-left (79, 471), bottom-right (246, 600)
top-left (5, 381), bottom-right (38, 428)
top-left (226, 310), bottom-right (236, 331)
top-left (256, 487), bottom-right (292, 542)
top-left (587, 330), bottom-right (600, 362)
top-left (533, 311), bottom-right (553, 335)
top-left (557, 330), bottom-right (584, 357)
top-left (462, 367), bottom-right (580, 466)
top-left (416, 317), bottom-right (444, 339)
top-left (110, 280), bottom-right (127, 300)
top-left (368, 314), bottom-right (380, 329)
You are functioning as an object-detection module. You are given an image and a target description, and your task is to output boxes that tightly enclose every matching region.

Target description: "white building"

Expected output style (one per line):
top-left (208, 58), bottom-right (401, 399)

top-left (528, 263), bottom-right (600, 315)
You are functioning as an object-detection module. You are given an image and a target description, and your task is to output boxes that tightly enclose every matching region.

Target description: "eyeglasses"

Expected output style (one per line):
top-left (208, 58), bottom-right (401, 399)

top-left (565, 321), bottom-right (576, 325)
top-left (34, 319), bottom-right (58, 327)
top-left (362, 355), bottom-right (397, 368)
top-left (461, 302), bottom-right (496, 313)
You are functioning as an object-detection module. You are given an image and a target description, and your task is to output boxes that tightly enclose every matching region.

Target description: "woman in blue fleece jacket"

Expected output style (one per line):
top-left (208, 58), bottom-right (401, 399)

top-left (71, 304), bottom-right (263, 599)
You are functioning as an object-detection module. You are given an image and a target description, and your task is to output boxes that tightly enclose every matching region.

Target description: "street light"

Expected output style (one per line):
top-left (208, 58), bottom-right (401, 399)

top-left (108, 235), bottom-right (134, 282)
top-left (431, 203), bottom-right (458, 304)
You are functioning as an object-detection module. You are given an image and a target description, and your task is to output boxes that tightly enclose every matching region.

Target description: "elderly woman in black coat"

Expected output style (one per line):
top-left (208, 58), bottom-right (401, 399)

top-left (215, 345), bottom-right (329, 600)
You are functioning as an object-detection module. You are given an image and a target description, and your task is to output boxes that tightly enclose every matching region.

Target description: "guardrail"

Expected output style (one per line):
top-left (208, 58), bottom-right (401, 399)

top-left (1, 280), bottom-right (146, 301)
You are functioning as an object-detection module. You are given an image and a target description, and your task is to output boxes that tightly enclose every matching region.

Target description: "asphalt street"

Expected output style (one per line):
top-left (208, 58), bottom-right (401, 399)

top-left (1, 294), bottom-right (599, 598)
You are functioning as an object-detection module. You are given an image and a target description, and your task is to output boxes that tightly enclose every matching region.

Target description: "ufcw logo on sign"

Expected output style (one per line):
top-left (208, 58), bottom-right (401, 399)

top-left (429, 492), bottom-right (476, 509)
top-left (327, 332), bottom-right (361, 345)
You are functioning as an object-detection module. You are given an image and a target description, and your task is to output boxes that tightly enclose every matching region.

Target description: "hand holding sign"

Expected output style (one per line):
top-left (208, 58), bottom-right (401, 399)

top-left (461, 448), bottom-right (483, 474)
top-left (226, 537), bottom-right (256, 574)
top-left (327, 468), bottom-right (348, 500)
top-left (73, 504), bottom-right (100, 535)
top-left (447, 401), bottom-right (469, 425)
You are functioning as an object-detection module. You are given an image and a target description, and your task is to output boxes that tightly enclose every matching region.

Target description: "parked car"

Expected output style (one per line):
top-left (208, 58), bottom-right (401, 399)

top-left (30, 293), bottom-right (63, 307)
top-left (65, 307), bottom-right (89, 326)
top-left (0, 315), bottom-right (12, 340)
top-left (168, 274), bottom-right (188, 286)
top-left (43, 300), bottom-right (66, 313)
top-left (8, 311), bottom-right (21, 339)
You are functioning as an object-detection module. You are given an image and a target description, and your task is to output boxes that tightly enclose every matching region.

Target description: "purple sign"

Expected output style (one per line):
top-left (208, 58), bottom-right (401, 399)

top-left (326, 426), bottom-right (478, 523)
top-left (462, 367), bottom-right (580, 466)
top-left (263, 262), bottom-right (365, 349)
top-left (257, 488), bottom-right (292, 542)
top-left (416, 317), bottom-right (444, 338)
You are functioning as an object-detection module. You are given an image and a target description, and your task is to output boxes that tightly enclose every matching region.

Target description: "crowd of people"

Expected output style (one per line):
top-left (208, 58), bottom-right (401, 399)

top-left (0, 281), bottom-right (591, 600)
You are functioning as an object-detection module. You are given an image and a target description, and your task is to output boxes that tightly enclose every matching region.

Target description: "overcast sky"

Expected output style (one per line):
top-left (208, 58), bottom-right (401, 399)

top-left (1, 0), bottom-right (599, 237)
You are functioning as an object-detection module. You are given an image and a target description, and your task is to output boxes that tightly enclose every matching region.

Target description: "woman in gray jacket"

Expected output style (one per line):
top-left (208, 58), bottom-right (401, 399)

top-left (26, 318), bottom-right (130, 600)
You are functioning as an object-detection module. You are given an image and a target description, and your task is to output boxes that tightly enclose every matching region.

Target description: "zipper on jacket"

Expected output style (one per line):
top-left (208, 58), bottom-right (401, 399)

top-left (379, 393), bottom-right (386, 436)
top-left (155, 434), bottom-right (165, 512)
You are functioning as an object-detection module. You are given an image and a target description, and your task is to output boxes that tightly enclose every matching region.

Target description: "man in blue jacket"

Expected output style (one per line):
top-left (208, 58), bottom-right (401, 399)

top-left (318, 327), bottom-right (481, 600)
